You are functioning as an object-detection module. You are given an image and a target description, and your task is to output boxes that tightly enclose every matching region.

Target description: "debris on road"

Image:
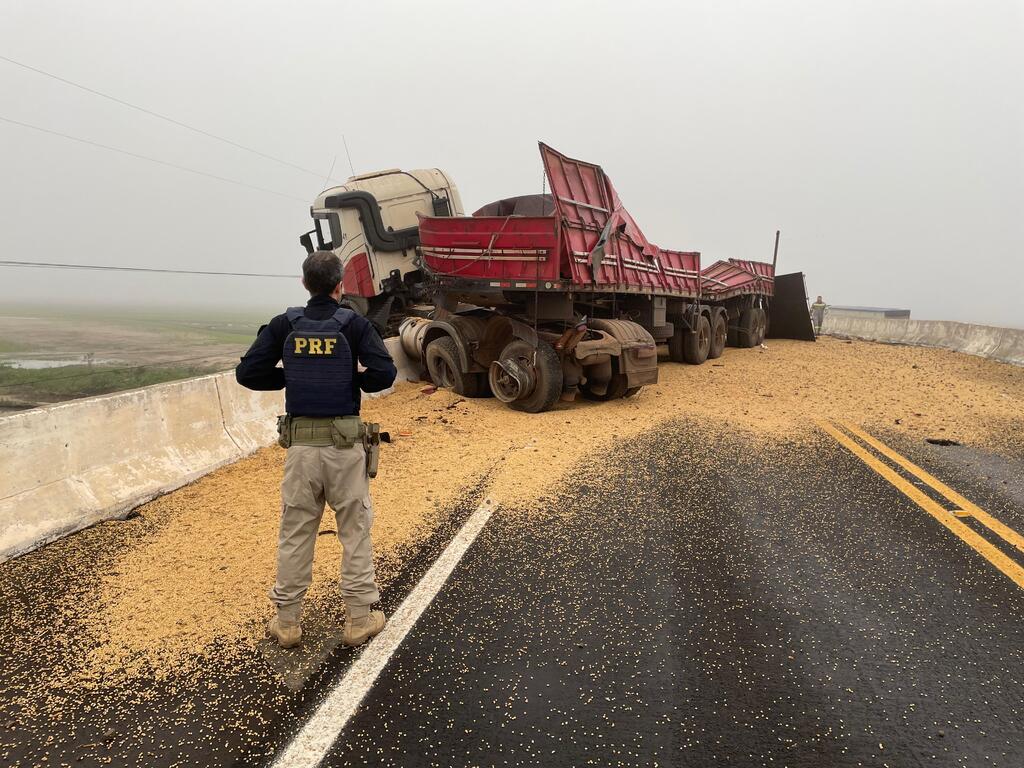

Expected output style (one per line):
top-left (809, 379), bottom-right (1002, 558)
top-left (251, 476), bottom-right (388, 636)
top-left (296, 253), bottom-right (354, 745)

top-left (2, 336), bottom-right (1023, 754)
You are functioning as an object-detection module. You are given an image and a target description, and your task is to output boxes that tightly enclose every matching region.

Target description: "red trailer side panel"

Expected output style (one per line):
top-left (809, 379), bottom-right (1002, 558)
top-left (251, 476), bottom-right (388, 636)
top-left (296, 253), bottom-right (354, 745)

top-left (540, 142), bottom-right (674, 293)
top-left (418, 214), bottom-right (560, 284)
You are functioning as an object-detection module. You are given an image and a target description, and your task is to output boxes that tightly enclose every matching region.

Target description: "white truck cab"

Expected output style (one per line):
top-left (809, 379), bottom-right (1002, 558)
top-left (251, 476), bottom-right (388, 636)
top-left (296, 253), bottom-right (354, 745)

top-left (302, 168), bottom-right (463, 323)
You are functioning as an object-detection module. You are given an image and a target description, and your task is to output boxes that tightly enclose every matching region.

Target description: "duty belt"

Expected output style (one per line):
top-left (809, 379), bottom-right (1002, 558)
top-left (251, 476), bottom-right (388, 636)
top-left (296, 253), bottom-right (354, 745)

top-left (277, 415), bottom-right (364, 448)
top-left (276, 415), bottom-right (382, 478)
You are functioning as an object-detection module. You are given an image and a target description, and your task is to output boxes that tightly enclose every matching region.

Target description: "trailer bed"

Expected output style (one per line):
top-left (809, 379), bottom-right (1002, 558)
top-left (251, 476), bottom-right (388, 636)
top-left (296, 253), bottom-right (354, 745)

top-left (419, 143), bottom-right (772, 302)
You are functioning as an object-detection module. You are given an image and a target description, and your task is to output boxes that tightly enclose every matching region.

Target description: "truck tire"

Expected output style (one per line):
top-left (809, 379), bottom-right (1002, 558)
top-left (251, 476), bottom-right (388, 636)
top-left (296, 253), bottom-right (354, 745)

top-left (726, 311), bottom-right (739, 347)
top-left (737, 309), bottom-right (757, 348)
top-left (493, 339), bottom-right (563, 413)
top-left (683, 314), bottom-right (711, 364)
top-left (708, 311), bottom-right (727, 359)
top-left (425, 336), bottom-right (486, 397)
top-left (738, 308), bottom-right (768, 348)
top-left (668, 324), bottom-right (685, 363)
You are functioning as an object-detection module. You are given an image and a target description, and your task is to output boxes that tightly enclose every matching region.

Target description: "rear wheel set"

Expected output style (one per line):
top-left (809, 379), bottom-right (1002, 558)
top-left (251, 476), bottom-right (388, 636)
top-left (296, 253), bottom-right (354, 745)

top-left (670, 313), bottom-right (712, 365)
top-left (736, 308), bottom-right (767, 348)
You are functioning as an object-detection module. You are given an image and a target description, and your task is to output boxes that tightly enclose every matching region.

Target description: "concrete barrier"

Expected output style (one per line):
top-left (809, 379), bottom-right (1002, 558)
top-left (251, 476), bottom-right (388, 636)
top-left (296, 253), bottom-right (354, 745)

top-left (821, 315), bottom-right (1024, 366)
top-left (0, 337), bottom-right (421, 563)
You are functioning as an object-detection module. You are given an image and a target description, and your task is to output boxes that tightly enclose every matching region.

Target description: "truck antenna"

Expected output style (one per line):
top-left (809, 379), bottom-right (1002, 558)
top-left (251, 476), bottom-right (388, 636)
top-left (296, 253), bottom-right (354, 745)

top-left (772, 229), bottom-right (781, 271)
top-left (342, 134), bottom-right (356, 177)
top-left (320, 154), bottom-right (337, 192)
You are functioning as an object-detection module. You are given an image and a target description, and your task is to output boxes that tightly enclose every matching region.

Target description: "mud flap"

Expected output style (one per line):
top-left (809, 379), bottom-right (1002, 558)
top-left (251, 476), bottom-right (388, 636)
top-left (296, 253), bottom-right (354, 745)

top-left (767, 272), bottom-right (816, 341)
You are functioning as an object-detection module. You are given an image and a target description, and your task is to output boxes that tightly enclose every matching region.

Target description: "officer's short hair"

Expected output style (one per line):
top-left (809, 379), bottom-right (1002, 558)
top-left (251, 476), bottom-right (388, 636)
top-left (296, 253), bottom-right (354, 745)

top-left (302, 251), bottom-right (343, 295)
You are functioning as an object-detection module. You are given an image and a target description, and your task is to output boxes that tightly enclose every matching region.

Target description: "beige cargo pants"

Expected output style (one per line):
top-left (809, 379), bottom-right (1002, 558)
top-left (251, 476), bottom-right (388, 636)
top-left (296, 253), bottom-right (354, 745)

top-left (270, 443), bottom-right (380, 621)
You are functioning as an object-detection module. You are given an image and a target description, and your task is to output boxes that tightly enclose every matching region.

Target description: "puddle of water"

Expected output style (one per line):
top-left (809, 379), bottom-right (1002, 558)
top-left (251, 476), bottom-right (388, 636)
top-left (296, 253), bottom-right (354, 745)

top-left (1, 357), bottom-right (118, 370)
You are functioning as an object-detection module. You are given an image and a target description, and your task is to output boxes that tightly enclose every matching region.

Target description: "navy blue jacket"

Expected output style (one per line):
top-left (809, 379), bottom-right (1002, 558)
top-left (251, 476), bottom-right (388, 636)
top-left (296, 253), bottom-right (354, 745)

top-left (235, 295), bottom-right (397, 415)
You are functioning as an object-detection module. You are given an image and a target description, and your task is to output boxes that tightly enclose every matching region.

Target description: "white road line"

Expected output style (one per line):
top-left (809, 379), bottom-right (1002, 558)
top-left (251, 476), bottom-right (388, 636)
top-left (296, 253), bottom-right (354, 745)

top-left (271, 498), bottom-right (497, 768)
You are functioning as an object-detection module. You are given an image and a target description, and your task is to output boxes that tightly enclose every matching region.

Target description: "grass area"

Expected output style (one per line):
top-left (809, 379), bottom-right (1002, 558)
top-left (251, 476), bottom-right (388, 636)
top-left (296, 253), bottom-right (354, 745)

top-left (0, 304), bottom-right (267, 408)
top-left (0, 338), bottom-right (29, 354)
top-left (0, 304), bottom-right (269, 347)
top-left (0, 362), bottom-right (225, 401)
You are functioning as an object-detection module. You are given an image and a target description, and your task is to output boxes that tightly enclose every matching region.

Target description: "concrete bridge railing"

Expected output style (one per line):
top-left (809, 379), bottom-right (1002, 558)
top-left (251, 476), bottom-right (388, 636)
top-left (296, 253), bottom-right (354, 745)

top-left (0, 337), bottom-right (419, 563)
top-left (821, 315), bottom-right (1024, 367)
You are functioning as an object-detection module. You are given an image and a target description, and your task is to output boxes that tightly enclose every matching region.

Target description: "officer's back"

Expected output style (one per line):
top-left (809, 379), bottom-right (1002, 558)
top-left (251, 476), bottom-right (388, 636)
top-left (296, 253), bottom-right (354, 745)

top-left (235, 250), bottom-right (396, 649)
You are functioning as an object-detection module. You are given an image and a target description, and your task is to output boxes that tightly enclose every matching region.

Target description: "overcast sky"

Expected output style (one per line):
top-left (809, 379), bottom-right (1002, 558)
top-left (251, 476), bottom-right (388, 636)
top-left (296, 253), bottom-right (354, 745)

top-left (1, 1), bottom-right (1022, 326)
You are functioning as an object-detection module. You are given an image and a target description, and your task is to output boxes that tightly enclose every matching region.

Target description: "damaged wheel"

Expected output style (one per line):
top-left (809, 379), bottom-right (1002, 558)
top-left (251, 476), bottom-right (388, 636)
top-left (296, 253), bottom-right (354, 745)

top-left (489, 339), bottom-right (562, 413)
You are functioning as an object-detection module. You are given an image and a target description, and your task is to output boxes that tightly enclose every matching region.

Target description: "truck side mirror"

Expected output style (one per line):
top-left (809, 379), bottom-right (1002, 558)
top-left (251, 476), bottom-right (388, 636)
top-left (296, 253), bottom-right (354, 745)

top-left (299, 231), bottom-right (314, 254)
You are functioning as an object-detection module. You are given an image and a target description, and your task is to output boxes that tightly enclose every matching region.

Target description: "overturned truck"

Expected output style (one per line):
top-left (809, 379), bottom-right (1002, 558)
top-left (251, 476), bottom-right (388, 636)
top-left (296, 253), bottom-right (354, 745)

top-left (396, 143), bottom-right (812, 412)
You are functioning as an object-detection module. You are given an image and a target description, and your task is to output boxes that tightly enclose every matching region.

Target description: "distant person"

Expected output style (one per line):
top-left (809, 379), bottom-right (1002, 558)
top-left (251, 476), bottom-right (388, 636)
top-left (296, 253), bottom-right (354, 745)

top-left (810, 295), bottom-right (827, 335)
top-left (236, 251), bottom-right (397, 649)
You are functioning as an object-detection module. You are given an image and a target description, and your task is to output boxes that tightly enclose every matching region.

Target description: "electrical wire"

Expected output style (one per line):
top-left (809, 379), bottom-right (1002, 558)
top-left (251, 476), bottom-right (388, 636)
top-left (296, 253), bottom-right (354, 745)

top-left (0, 114), bottom-right (309, 202)
top-left (0, 259), bottom-right (298, 278)
top-left (0, 53), bottom-right (336, 182)
top-left (0, 354), bottom-right (235, 390)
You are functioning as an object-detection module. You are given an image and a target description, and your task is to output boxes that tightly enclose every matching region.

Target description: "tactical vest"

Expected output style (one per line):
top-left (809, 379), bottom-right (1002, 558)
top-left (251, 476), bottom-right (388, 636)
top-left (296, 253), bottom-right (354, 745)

top-left (282, 306), bottom-right (356, 416)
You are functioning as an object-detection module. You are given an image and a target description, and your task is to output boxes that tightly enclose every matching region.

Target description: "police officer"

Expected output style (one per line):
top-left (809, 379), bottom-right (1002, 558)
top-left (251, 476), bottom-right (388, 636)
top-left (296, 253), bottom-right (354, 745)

top-left (236, 251), bottom-right (397, 649)
top-left (810, 295), bottom-right (827, 335)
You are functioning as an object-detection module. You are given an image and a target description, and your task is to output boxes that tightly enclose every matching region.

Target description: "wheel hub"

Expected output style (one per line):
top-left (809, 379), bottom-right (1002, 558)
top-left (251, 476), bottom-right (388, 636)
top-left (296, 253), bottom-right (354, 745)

top-left (489, 357), bottom-right (536, 403)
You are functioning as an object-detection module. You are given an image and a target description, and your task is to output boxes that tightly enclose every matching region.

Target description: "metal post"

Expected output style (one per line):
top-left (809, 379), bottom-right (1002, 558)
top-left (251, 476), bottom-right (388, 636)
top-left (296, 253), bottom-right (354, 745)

top-left (772, 230), bottom-right (781, 271)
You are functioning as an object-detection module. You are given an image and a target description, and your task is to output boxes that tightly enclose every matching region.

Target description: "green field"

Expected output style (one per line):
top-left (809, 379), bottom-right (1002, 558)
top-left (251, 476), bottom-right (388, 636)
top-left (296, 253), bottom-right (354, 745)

top-left (0, 304), bottom-right (274, 411)
top-left (0, 362), bottom-right (223, 400)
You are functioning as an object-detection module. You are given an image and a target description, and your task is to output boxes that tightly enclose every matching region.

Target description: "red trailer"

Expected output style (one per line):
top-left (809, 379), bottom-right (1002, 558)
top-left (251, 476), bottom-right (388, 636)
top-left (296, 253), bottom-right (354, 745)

top-left (402, 143), bottom-right (807, 412)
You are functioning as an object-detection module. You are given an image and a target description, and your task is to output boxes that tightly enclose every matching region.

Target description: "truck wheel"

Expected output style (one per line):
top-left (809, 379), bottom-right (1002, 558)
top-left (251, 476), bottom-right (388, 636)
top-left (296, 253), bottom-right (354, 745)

top-left (683, 314), bottom-right (711, 364)
top-left (708, 312), bottom-right (727, 359)
top-left (726, 311), bottom-right (740, 347)
top-left (737, 309), bottom-right (758, 348)
top-left (425, 336), bottom-right (484, 397)
top-left (490, 339), bottom-right (562, 413)
top-left (668, 324), bottom-right (685, 363)
top-left (752, 308), bottom-right (767, 346)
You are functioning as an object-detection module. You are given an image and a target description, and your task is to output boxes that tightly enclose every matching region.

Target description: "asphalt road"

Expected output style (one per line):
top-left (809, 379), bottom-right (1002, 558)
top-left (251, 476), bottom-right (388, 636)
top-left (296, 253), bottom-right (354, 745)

top-left (315, 423), bottom-right (1024, 768)
top-left (3, 420), bottom-right (1024, 767)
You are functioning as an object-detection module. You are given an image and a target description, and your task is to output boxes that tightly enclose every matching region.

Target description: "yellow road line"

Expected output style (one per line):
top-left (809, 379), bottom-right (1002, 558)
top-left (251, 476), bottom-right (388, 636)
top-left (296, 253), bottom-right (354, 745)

top-left (841, 421), bottom-right (1024, 555)
top-left (818, 419), bottom-right (1024, 590)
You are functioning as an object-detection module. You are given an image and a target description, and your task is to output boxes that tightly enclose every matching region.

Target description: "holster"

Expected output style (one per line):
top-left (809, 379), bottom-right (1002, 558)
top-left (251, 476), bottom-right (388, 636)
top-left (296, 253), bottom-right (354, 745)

top-left (276, 415), bottom-right (292, 449)
top-left (363, 422), bottom-right (381, 478)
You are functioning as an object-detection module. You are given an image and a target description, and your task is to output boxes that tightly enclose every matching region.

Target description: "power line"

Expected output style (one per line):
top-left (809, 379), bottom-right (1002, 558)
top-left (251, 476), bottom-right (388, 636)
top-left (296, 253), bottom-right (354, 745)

top-left (0, 354), bottom-right (233, 390)
top-left (0, 259), bottom-right (298, 278)
top-left (0, 53), bottom-right (337, 183)
top-left (0, 114), bottom-right (309, 202)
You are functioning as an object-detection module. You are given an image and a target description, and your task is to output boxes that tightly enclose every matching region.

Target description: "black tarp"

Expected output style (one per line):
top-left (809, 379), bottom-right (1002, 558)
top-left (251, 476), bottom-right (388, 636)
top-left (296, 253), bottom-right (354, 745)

top-left (473, 194), bottom-right (554, 217)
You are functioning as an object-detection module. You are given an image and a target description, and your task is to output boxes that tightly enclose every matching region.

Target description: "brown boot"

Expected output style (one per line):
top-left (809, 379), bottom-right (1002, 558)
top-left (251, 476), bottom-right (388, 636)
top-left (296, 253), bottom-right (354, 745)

top-left (342, 609), bottom-right (386, 647)
top-left (268, 605), bottom-right (302, 648)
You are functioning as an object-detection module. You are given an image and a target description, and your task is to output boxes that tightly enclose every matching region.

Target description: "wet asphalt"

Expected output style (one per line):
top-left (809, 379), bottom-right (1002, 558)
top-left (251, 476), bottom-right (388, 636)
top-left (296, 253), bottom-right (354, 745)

top-left (318, 424), bottom-right (1024, 768)
top-left (3, 421), bottom-right (1024, 767)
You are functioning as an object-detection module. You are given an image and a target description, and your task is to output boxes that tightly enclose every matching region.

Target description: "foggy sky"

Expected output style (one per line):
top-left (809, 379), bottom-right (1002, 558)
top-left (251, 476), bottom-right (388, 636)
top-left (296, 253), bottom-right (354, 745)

top-left (1, 1), bottom-right (1022, 327)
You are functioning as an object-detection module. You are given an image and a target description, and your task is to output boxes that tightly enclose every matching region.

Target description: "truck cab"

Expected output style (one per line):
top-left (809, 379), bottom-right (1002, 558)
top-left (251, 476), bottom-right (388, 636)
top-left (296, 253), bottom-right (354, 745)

top-left (301, 168), bottom-right (463, 325)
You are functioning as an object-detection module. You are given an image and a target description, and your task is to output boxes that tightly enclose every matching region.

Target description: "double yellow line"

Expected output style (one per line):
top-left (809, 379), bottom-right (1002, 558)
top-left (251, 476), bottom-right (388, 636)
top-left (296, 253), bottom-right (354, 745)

top-left (819, 419), bottom-right (1024, 589)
